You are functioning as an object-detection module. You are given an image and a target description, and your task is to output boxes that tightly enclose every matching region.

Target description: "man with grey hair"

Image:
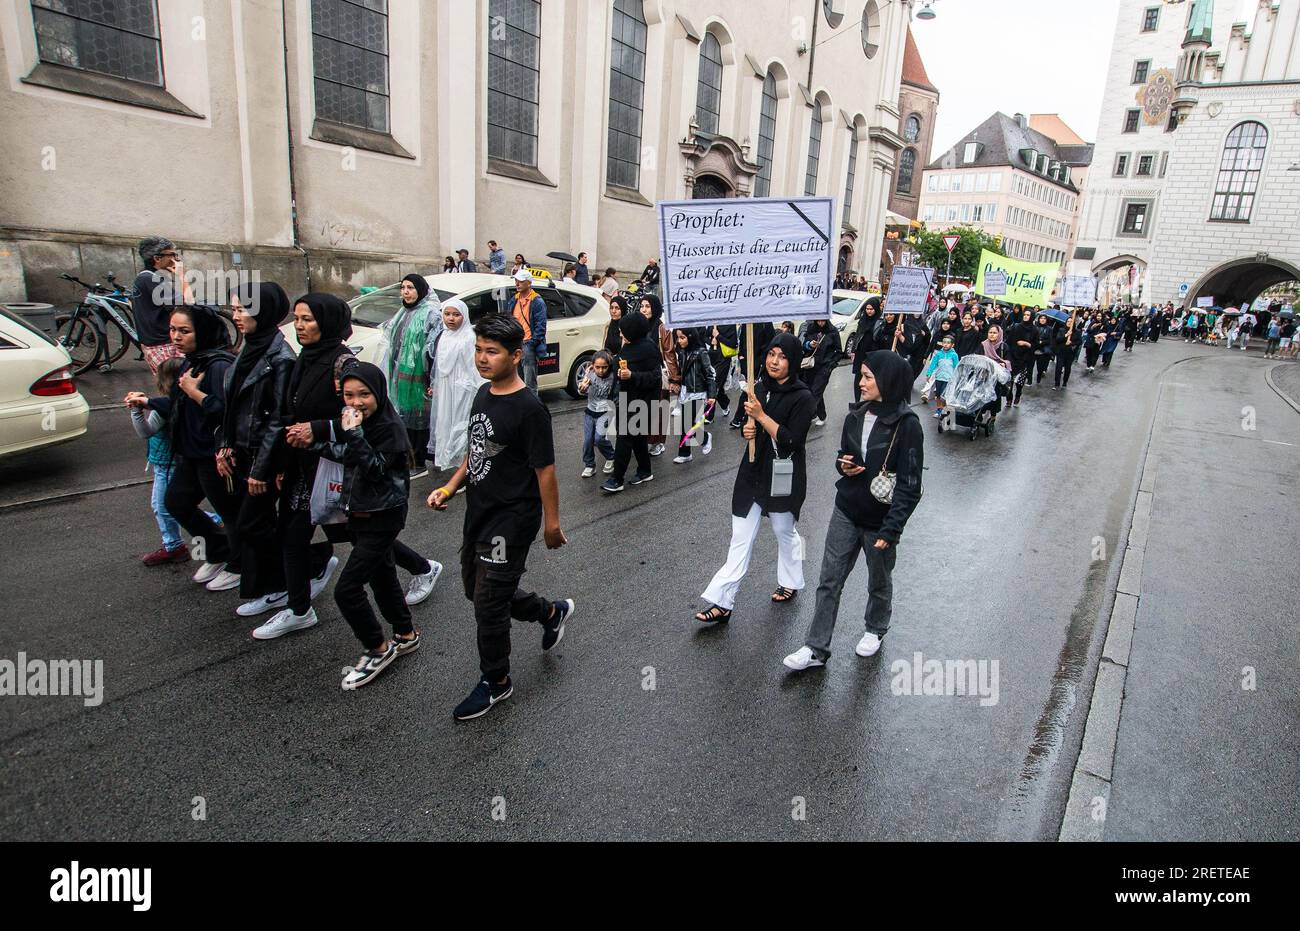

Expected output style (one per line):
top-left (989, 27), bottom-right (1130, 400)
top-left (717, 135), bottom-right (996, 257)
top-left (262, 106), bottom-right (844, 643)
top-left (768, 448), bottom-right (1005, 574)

top-left (132, 236), bottom-right (191, 373)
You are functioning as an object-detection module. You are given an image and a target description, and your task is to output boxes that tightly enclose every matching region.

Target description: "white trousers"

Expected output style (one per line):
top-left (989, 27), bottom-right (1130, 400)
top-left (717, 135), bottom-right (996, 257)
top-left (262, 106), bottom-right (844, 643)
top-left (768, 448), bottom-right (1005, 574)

top-left (701, 503), bottom-right (804, 611)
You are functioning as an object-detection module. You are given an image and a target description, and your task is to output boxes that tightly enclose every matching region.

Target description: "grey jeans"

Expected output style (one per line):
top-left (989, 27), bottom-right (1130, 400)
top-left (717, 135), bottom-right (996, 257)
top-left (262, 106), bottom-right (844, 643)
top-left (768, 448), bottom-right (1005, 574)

top-left (804, 505), bottom-right (896, 659)
top-left (519, 344), bottom-right (539, 395)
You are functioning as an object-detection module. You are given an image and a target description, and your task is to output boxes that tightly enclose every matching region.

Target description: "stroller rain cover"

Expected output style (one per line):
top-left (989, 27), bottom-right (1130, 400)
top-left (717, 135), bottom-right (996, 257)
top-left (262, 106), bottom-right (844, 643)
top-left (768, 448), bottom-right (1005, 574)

top-left (941, 354), bottom-right (1011, 414)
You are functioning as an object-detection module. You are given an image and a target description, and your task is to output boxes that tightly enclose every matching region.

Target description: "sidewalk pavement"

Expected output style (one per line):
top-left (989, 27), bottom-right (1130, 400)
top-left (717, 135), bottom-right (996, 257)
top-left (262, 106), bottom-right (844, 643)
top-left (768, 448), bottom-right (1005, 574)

top-left (1061, 350), bottom-right (1299, 840)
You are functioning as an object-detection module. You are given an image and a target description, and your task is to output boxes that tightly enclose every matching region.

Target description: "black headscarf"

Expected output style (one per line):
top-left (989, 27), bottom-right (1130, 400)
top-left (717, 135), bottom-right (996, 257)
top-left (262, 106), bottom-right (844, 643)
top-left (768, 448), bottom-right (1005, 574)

top-left (860, 350), bottom-right (914, 422)
top-left (289, 293), bottom-right (354, 418)
top-left (639, 293), bottom-right (664, 325)
top-left (762, 332), bottom-right (804, 393)
top-left (401, 273), bottom-right (430, 309)
top-left (175, 304), bottom-right (233, 370)
top-left (230, 282), bottom-right (291, 393)
top-left (338, 361), bottom-right (411, 457)
top-left (620, 311), bottom-right (650, 344)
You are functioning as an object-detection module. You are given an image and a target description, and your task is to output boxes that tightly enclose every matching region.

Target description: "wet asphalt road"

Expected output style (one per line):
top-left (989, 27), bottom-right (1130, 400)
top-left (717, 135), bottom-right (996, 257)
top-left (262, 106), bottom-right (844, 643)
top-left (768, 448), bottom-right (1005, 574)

top-left (0, 342), bottom-right (1294, 840)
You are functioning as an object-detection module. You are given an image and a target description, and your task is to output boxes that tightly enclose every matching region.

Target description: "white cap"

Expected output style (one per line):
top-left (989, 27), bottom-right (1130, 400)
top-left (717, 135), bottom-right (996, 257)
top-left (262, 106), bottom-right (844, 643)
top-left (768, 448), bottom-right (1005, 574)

top-left (513, 268), bottom-right (532, 281)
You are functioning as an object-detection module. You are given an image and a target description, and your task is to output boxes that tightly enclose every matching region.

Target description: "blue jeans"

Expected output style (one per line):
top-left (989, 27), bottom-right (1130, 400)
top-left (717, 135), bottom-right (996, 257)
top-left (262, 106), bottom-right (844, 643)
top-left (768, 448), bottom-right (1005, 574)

top-left (151, 464), bottom-right (184, 551)
top-left (582, 409), bottom-right (615, 468)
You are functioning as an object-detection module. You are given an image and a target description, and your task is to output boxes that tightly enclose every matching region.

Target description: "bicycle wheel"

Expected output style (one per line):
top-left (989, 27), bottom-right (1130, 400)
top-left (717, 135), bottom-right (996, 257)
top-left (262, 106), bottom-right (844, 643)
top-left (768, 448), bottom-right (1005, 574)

top-left (100, 317), bottom-right (131, 366)
top-left (53, 312), bottom-right (103, 375)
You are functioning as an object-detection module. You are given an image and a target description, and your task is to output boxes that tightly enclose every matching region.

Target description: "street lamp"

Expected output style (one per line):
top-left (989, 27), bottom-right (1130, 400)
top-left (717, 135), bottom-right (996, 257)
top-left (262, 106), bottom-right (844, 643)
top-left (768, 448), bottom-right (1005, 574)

top-left (917, 1), bottom-right (936, 20)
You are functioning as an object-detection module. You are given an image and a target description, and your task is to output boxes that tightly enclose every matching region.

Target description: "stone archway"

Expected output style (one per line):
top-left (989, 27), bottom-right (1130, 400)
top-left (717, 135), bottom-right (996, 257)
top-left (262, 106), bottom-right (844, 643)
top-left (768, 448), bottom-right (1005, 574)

top-left (1187, 256), bottom-right (1300, 310)
top-left (1092, 254), bottom-right (1148, 304)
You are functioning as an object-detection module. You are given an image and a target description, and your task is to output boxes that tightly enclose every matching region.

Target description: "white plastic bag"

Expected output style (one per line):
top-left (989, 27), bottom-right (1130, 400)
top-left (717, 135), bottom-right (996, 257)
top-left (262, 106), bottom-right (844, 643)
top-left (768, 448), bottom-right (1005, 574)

top-left (310, 457), bottom-right (347, 525)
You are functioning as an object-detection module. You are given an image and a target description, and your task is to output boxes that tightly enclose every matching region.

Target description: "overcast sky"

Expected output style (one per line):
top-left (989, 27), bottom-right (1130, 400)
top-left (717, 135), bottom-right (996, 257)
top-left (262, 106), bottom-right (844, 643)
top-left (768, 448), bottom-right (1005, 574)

top-left (911, 0), bottom-right (1123, 158)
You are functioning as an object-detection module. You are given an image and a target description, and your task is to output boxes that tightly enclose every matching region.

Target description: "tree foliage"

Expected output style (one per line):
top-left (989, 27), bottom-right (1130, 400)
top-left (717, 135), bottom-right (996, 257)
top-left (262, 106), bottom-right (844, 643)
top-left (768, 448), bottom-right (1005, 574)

top-left (912, 225), bottom-right (1006, 284)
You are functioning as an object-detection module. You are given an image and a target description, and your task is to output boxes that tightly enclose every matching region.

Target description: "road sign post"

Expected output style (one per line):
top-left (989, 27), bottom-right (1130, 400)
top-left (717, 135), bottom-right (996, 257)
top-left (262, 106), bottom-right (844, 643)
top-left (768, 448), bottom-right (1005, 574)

top-left (943, 234), bottom-right (959, 289)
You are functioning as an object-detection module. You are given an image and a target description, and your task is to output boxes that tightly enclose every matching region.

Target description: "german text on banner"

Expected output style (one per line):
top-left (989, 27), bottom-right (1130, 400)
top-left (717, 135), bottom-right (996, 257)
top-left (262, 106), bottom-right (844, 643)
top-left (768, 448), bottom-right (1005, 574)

top-left (657, 197), bottom-right (834, 328)
top-left (973, 249), bottom-right (1058, 308)
top-left (883, 266), bottom-right (935, 315)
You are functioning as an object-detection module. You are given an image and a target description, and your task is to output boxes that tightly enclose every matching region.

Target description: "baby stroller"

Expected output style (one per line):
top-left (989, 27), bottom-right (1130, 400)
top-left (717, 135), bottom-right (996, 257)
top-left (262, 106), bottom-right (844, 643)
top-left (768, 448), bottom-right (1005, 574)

top-left (938, 354), bottom-right (1011, 440)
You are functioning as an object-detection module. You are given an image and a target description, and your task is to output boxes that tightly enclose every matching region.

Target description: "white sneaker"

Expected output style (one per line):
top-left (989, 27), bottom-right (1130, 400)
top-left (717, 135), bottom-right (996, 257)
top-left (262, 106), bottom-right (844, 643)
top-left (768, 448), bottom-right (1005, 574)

top-left (812, 417), bottom-right (826, 427)
top-left (649, 443), bottom-right (665, 457)
top-left (252, 607), bottom-right (318, 640)
top-left (405, 560), bottom-right (443, 605)
top-left (603, 461), bottom-right (615, 474)
top-left (205, 570), bottom-right (241, 592)
top-left (310, 555), bottom-right (340, 601)
top-left (192, 561), bottom-right (225, 585)
top-left (702, 432), bottom-right (713, 455)
top-left (410, 467), bottom-right (430, 480)
top-left (672, 454), bottom-right (692, 464)
top-left (581, 467), bottom-right (595, 478)
top-left (236, 591), bottom-right (288, 617)
top-left (783, 646), bottom-right (825, 671)
top-left (855, 631), bottom-right (883, 657)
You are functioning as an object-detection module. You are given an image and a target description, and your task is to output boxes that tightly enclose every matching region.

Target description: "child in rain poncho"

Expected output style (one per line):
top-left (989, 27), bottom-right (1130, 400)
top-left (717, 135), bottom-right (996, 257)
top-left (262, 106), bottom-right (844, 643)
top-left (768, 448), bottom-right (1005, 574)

top-left (426, 299), bottom-right (485, 471)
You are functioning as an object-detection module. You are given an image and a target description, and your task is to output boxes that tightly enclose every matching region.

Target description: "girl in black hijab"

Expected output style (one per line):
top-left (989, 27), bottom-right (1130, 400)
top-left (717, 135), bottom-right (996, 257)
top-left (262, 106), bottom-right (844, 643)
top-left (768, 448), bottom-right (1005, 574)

top-left (601, 311), bottom-right (661, 491)
top-left (696, 332), bottom-right (816, 623)
top-left (1004, 308), bottom-right (1040, 407)
top-left (638, 293), bottom-right (677, 455)
top-left (785, 351), bottom-right (925, 671)
top-left (267, 294), bottom-right (439, 641)
top-left (217, 282), bottom-right (297, 618)
top-left (798, 317), bottom-right (842, 425)
top-left (604, 295), bottom-right (629, 357)
top-left (128, 304), bottom-right (241, 591)
top-left (332, 362), bottom-right (421, 690)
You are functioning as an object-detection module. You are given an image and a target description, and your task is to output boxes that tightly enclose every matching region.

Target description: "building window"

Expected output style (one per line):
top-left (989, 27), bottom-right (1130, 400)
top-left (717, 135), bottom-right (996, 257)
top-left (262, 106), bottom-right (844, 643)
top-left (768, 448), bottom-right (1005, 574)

top-left (31, 0), bottom-right (163, 86)
top-left (487, 0), bottom-right (540, 166)
top-left (1211, 121), bottom-right (1268, 222)
top-left (927, 174), bottom-right (938, 193)
top-left (1136, 154), bottom-right (1154, 176)
top-left (904, 114), bottom-right (921, 144)
top-left (606, 0), bottom-right (647, 191)
top-left (1132, 60), bottom-right (1150, 84)
top-left (822, 0), bottom-right (844, 28)
top-left (963, 142), bottom-right (978, 164)
top-left (1123, 109), bottom-right (1140, 133)
top-left (843, 129), bottom-right (859, 224)
top-left (753, 71), bottom-right (779, 197)
top-left (1115, 153), bottom-right (1129, 176)
top-left (1121, 201), bottom-right (1149, 234)
top-left (1142, 6), bottom-right (1159, 31)
top-left (989, 173), bottom-right (1002, 192)
top-left (861, 1), bottom-right (880, 58)
top-left (1159, 151), bottom-right (1169, 177)
top-left (804, 104), bottom-right (823, 196)
top-left (972, 204), bottom-right (984, 221)
top-left (695, 32), bottom-right (723, 135)
top-left (896, 148), bottom-right (916, 194)
top-left (987, 203), bottom-right (997, 222)
top-left (975, 173), bottom-right (988, 192)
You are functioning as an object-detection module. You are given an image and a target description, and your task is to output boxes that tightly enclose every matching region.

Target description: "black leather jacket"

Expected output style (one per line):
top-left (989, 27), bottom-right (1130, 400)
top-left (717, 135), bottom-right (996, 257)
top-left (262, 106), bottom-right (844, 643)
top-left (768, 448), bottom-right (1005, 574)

top-left (218, 333), bottom-right (296, 481)
top-left (337, 423), bottom-right (411, 516)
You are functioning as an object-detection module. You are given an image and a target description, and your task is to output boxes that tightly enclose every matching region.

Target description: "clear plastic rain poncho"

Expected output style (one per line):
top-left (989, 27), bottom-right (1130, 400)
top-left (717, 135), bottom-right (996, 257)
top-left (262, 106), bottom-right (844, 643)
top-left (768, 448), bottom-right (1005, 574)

top-left (940, 353), bottom-right (1011, 414)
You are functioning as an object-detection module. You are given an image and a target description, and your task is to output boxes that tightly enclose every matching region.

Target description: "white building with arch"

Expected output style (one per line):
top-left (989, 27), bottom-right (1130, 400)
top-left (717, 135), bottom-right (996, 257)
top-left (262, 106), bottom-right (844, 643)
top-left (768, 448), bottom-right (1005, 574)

top-left (0, 0), bottom-right (915, 301)
top-left (1072, 0), bottom-right (1300, 307)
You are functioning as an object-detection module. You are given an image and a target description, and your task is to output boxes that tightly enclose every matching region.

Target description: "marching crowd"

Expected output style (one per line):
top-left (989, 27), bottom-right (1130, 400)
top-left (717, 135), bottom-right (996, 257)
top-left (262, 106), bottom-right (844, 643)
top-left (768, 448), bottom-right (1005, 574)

top-left (122, 232), bottom-right (1275, 716)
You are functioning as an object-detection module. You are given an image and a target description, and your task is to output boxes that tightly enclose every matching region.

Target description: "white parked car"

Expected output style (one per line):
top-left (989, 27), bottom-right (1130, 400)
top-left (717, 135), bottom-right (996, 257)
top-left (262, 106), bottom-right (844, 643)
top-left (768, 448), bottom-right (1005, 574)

top-left (283, 273), bottom-right (611, 398)
top-left (0, 305), bottom-right (90, 458)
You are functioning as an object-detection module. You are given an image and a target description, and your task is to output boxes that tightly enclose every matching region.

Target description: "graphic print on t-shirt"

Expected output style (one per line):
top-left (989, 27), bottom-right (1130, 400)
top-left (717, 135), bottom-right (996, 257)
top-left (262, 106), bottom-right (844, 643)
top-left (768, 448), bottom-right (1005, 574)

top-left (466, 412), bottom-right (507, 484)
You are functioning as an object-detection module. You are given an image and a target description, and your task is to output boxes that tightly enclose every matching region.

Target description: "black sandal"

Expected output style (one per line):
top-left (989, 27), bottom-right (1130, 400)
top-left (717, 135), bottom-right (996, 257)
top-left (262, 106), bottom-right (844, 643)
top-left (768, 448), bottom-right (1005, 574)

top-left (695, 605), bottom-right (732, 624)
top-left (771, 587), bottom-right (798, 603)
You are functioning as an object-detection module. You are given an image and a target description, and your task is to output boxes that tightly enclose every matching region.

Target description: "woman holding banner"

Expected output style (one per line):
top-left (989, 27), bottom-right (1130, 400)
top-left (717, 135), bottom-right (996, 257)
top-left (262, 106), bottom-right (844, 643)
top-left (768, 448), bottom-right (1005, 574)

top-left (695, 333), bottom-right (815, 624)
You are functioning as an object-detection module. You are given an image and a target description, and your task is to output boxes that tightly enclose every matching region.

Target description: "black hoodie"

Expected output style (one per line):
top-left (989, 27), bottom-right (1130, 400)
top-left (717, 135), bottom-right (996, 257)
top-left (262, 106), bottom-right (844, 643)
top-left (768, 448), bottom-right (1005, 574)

top-left (334, 362), bottom-right (411, 522)
top-left (731, 332), bottom-right (817, 519)
top-left (833, 351), bottom-right (924, 541)
top-left (147, 304), bottom-right (235, 460)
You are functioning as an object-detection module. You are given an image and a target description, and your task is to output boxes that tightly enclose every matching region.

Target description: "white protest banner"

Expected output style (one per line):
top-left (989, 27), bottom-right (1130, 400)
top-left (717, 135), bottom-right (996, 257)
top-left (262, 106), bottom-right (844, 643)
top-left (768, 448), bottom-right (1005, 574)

top-left (883, 265), bottom-right (934, 315)
top-left (1059, 275), bottom-right (1098, 307)
top-left (984, 270), bottom-right (1007, 296)
top-left (657, 196), bottom-right (833, 327)
top-left (1196, 295), bottom-right (1214, 308)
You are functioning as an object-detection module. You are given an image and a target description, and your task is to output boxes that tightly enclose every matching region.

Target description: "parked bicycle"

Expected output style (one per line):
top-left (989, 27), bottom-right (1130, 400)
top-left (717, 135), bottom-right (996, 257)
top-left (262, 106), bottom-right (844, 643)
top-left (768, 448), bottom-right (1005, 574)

top-left (54, 272), bottom-right (241, 375)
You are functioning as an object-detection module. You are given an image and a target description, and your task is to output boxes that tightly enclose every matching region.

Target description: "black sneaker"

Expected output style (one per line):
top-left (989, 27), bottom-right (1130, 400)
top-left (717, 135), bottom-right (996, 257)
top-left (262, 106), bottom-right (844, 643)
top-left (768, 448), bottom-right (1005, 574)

top-left (600, 478), bottom-right (625, 494)
top-left (392, 630), bottom-right (421, 657)
top-left (542, 599), bottom-right (575, 651)
top-left (453, 677), bottom-right (513, 721)
top-left (341, 643), bottom-right (398, 690)
top-left (629, 472), bottom-right (654, 485)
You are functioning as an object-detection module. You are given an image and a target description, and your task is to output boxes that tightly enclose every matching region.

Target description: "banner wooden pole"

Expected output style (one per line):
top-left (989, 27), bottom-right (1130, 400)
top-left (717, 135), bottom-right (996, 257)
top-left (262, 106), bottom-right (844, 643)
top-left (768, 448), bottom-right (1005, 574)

top-left (891, 315), bottom-right (903, 352)
top-left (746, 323), bottom-right (756, 463)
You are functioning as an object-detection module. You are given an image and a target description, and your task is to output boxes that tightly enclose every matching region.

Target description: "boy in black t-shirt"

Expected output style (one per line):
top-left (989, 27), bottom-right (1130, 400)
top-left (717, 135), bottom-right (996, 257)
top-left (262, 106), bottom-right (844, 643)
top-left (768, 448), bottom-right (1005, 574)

top-left (428, 315), bottom-right (572, 721)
